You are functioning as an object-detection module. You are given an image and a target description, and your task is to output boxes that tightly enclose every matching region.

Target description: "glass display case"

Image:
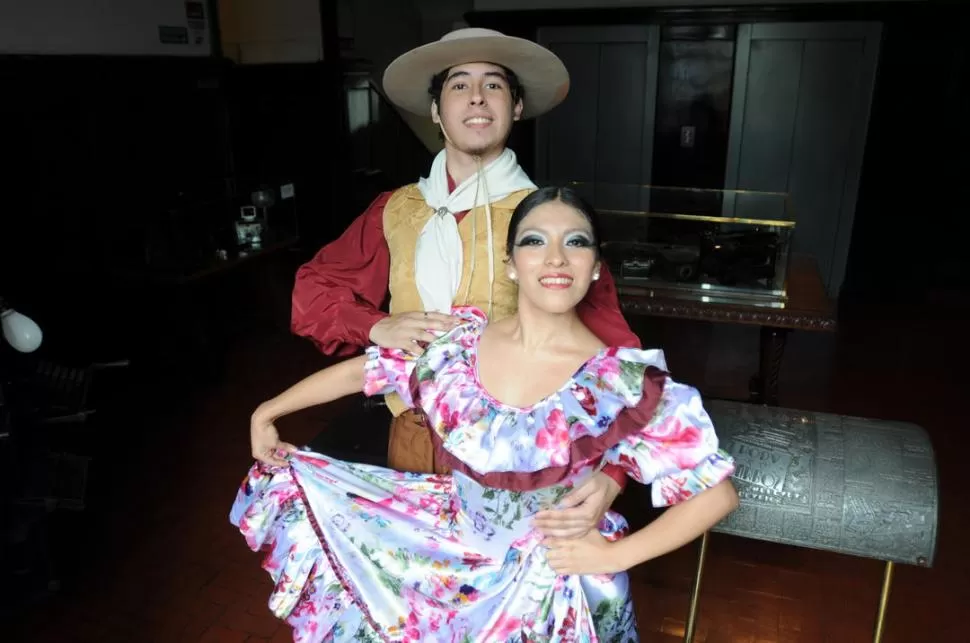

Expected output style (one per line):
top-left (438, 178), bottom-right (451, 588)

top-left (569, 182), bottom-right (796, 308)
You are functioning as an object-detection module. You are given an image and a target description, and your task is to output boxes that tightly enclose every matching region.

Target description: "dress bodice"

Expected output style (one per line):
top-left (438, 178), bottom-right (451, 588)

top-left (364, 305), bottom-right (735, 506)
top-left (450, 463), bottom-right (602, 559)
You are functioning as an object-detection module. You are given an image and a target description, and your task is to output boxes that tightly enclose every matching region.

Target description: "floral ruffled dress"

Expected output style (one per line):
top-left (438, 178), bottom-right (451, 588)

top-left (229, 306), bottom-right (735, 642)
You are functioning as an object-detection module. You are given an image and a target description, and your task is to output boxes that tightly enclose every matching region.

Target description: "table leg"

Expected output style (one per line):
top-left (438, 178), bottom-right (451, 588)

top-left (750, 326), bottom-right (790, 406)
top-left (873, 561), bottom-right (895, 643)
top-left (683, 531), bottom-right (710, 643)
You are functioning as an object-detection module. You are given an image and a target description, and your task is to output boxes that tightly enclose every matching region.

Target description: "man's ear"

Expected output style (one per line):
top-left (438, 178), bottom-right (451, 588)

top-left (512, 97), bottom-right (524, 122)
top-left (431, 100), bottom-right (441, 124)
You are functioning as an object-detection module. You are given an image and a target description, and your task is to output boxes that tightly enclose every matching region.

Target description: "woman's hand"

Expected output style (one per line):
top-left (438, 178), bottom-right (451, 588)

top-left (250, 408), bottom-right (297, 467)
top-left (532, 471), bottom-right (621, 539)
top-left (544, 529), bottom-right (627, 575)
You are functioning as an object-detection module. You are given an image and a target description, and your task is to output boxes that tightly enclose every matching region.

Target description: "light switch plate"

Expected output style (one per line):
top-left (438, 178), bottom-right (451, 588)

top-left (680, 125), bottom-right (696, 148)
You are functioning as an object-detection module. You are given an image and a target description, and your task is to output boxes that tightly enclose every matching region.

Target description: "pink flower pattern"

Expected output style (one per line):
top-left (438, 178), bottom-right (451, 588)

top-left (230, 305), bottom-right (735, 641)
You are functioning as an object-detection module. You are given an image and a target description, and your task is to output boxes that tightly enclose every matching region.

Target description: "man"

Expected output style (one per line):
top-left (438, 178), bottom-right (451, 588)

top-left (291, 28), bottom-right (641, 538)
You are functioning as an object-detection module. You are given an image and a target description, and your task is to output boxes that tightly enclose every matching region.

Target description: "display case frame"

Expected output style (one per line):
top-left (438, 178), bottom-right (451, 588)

top-left (571, 182), bottom-right (797, 308)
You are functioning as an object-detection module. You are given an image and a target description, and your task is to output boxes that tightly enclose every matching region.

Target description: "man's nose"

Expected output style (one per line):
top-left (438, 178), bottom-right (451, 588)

top-left (469, 85), bottom-right (485, 106)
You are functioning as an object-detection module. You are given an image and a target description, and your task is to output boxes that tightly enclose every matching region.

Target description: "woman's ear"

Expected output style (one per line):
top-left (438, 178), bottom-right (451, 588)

top-left (592, 259), bottom-right (601, 281)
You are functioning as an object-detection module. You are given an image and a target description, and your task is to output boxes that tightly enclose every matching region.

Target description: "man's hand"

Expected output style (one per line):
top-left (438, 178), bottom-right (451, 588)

top-left (369, 311), bottom-right (461, 355)
top-left (532, 471), bottom-right (622, 539)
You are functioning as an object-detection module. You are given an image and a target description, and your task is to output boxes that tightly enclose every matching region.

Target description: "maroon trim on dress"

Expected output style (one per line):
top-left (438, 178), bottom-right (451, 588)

top-left (418, 367), bottom-right (669, 492)
top-left (289, 471), bottom-right (394, 643)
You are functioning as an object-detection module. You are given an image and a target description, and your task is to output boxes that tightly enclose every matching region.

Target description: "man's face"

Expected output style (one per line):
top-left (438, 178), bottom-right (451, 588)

top-left (431, 62), bottom-right (523, 158)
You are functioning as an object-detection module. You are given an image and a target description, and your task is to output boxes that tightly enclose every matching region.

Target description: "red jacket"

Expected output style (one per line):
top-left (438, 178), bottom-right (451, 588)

top-left (292, 191), bottom-right (641, 355)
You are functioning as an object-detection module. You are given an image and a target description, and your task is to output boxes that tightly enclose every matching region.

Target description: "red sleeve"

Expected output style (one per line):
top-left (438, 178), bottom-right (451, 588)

top-left (291, 192), bottom-right (393, 356)
top-left (577, 262), bottom-right (641, 349)
top-left (602, 463), bottom-right (628, 492)
top-left (580, 263), bottom-right (639, 493)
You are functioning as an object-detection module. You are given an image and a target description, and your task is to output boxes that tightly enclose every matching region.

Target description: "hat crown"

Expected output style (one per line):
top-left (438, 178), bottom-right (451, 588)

top-left (439, 28), bottom-right (505, 43)
top-left (382, 26), bottom-right (569, 120)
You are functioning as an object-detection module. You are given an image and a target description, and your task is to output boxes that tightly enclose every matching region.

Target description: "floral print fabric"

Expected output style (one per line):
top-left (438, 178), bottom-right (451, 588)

top-left (230, 306), bottom-right (735, 642)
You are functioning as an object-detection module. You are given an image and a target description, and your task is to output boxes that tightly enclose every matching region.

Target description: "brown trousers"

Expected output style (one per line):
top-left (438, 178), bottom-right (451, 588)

top-left (387, 409), bottom-right (451, 474)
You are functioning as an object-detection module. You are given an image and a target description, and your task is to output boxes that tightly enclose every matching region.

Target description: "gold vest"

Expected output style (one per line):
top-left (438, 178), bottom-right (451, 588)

top-left (382, 183), bottom-right (532, 416)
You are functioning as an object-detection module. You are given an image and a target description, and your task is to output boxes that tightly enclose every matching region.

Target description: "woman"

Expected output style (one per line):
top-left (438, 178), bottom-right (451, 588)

top-left (232, 186), bottom-right (739, 642)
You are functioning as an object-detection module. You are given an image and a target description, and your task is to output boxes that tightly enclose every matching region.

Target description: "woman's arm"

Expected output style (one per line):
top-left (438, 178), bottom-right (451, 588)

top-left (614, 478), bottom-right (737, 567)
top-left (250, 355), bottom-right (367, 466)
top-left (544, 478), bottom-right (738, 575)
top-left (254, 354), bottom-right (367, 423)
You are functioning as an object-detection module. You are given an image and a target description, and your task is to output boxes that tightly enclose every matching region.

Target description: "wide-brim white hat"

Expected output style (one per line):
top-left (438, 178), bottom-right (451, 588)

top-left (382, 27), bottom-right (570, 120)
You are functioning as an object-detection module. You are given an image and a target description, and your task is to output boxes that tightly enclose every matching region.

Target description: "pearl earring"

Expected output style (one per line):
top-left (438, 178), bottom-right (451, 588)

top-left (593, 273), bottom-right (600, 281)
top-left (509, 273), bottom-right (517, 281)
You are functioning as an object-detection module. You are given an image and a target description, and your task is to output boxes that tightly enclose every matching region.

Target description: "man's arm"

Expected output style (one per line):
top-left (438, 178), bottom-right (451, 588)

top-left (577, 262), bottom-right (641, 349)
top-left (291, 192), bottom-right (393, 356)
top-left (578, 261), bottom-right (641, 492)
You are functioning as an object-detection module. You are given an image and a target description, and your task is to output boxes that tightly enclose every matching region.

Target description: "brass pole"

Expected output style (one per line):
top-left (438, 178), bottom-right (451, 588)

top-left (683, 531), bottom-right (710, 643)
top-left (872, 560), bottom-right (895, 643)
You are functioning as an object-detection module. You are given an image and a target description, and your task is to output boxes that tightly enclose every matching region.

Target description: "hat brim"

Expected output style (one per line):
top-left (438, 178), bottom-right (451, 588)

top-left (382, 34), bottom-right (569, 120)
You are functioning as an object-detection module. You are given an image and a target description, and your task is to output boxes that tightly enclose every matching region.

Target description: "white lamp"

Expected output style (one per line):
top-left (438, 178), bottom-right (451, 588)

top-left (0, 299), bottom-right (43, 353)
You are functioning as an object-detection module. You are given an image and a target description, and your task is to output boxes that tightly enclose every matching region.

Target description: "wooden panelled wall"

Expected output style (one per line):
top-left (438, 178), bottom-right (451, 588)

top-left (468, 2), bottom-right (968, 301)
top-left (523, 21), bottom-right (879, 298)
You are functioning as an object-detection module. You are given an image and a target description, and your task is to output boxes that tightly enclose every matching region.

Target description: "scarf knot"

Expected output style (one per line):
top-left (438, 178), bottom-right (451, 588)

top-left (414, 149), bottom-right (535, 314)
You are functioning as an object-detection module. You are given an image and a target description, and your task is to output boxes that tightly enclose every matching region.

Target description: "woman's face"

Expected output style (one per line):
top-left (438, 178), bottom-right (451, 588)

top-left (508, 199), bottom-right (600, 314)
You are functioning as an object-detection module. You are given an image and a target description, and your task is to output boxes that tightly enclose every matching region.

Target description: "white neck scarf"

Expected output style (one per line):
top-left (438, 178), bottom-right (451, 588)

top-left (415, 148), bottom-right (535, 314)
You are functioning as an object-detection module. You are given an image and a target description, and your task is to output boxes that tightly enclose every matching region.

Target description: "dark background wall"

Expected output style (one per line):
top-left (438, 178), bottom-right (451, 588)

top-left (469, 0), bottom-right (969, 303)
top-left (0, 1), bottom-right (965, 369)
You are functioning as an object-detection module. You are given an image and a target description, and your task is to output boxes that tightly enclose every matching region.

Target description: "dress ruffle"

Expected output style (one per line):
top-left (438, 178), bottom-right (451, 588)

top-left (229, 460), bottom-right (351, 640)
top-left (365, 307), bottom-right (671, 475)
top-left (364, 306), bottom-right (734, 499)
top-left (230, 454), bottom-right (637, 642)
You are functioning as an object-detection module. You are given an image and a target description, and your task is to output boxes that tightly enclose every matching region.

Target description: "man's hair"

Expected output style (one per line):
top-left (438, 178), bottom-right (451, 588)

top-left (427, 64), bottom-right (525, 110)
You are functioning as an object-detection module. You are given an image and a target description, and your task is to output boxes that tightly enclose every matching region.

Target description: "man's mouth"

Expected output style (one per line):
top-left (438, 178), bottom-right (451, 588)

top-left (464, 116), bottom-right (493, 128)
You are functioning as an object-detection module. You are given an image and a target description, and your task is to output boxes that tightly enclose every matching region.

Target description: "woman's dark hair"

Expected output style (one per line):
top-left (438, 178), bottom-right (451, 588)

top-left (505, 186), bottom-right (602, 258)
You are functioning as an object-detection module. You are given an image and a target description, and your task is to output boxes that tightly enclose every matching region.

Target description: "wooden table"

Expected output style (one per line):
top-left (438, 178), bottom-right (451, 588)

top-left (617, 254), bottom-right (836, 405)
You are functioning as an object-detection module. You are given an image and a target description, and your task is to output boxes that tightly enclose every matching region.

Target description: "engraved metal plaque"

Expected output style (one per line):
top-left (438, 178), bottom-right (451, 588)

top-left (708, 400), bottom-right (938, 567)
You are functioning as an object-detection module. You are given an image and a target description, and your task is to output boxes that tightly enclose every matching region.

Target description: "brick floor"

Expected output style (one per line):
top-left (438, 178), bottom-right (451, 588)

top-left (4, 303), bottom-right (965, 642)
